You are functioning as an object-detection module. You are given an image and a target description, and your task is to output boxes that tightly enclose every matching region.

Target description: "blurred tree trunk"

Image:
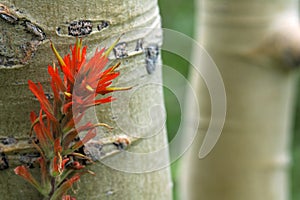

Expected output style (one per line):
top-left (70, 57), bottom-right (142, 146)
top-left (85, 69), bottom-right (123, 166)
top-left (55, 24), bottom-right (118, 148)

top-left (0, 0), bottom-right (172, 199)
top-left (180, 0), bottom-right (300, 200)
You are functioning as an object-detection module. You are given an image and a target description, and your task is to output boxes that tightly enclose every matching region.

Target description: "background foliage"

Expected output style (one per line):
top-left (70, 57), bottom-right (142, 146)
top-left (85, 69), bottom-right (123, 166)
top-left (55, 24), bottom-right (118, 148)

top-left (158, 0), bottom-right (300, 199)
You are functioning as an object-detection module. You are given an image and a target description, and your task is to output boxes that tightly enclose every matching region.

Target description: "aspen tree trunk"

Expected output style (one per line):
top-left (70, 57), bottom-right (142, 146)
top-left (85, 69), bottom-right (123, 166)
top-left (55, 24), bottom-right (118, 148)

top-left (0, 0), bottom-right (172, 199)
top-left (180, 0), bottom-right (300, 200)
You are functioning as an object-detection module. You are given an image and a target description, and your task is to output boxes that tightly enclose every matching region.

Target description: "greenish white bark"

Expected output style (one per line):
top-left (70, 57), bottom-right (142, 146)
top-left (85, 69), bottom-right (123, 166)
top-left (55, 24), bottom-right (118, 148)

top-left (180, 0), bottom-right (300, 200)
top-left (0, 0), bottom-right (172, 199)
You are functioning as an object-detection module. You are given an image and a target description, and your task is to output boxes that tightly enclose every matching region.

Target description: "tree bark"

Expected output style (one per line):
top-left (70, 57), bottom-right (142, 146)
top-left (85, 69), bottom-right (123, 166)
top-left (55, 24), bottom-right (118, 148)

top-left (0, 0), bottom-right (172, 199)
top-left (180, 0), bottom-right (300, 200)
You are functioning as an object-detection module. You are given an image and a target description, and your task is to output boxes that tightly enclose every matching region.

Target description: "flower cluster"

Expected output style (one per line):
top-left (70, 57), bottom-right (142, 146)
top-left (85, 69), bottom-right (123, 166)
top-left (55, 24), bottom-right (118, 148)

top-left (14, 38), bottom-right (128, 199)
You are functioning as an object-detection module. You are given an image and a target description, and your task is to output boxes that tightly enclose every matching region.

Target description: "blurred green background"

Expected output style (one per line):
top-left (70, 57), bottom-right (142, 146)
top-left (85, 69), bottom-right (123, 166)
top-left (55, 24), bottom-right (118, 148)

top-left (158, 0), bottom-right (193, 199)
top-left (292, 97), bottom-right (300, 200)
top-left (157, 0), bottom-right (300, 199)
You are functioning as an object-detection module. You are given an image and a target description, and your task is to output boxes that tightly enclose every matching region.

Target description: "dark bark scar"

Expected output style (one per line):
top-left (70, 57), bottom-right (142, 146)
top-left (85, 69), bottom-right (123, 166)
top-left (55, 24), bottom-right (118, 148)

top-left (0, 3), bottom-right (46, 68)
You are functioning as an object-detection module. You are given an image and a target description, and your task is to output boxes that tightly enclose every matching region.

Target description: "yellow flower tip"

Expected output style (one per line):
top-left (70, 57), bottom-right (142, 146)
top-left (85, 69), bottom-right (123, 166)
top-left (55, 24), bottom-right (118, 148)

top-left (110, 62), bottom-right (121, 72)
top-left (53, 62), bottom-right (57, 71)
top-left (97, 123), bottom-right (113, 130)
top-left (64, 92), bottom-right (72, 97)
top-left (103, 34), bottom-right (124, 57)
top-left (86, 84), bottom-right (94, 92)
top-left (50, 41), bottom-right (67, 68)
top-left (75, 37), bottom-right (83, 60)
top-left (87, 170), bottom-right (96, 176)
top-left (108, 86), bottom-right (132, 92)
top-left (76, 37), bottom-right (83, 48)
top-left (57, 153), bottom-right (63, 172)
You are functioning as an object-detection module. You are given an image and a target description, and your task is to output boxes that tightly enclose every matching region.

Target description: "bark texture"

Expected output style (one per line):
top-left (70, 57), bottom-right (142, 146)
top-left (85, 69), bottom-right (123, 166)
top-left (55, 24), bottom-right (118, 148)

top-left (180, 0), bottom-right (300, 200)
top-left (0, 0), bottom-right (172, 199)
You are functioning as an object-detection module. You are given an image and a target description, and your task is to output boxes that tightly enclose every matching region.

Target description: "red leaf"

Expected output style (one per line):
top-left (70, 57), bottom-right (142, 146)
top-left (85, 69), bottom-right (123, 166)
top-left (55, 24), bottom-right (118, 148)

top-left (71, 129), bottom-right (96, 150)
top-left (30, 111), bottom-right (49, 151)
top-left (14, 166), bottom-right (42, 192)
top-left (63, 195), bottom-right (76, 200)
top-left (28, 80), bottom-right (56, 121)
top-left (51, 174), bottom-right (81, 199)
top-left (48, 65), bottom-right (66, 93)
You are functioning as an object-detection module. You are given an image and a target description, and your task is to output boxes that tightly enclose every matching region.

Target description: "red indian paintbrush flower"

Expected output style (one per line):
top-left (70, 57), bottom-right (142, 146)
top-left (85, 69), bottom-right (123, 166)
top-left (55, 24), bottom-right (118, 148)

top-left (50, 38), bottom-right (128, 115)
top-left (15, 37), bottom-right (129, 200)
